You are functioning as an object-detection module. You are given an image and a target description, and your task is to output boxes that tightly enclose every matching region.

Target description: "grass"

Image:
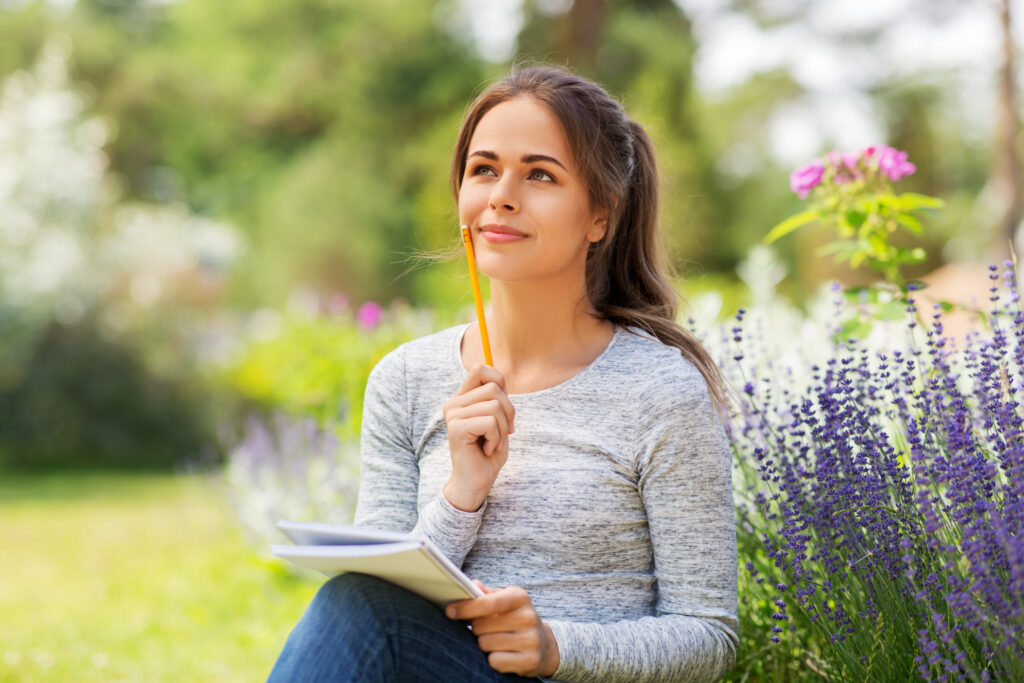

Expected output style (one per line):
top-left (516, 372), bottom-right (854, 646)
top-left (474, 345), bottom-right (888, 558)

top-left (0, 471), bottom-right (319, 682)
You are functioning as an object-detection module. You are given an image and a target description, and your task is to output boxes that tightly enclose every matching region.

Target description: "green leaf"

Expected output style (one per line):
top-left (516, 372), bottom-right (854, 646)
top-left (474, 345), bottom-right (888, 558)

top-left (893, 247), bottom-right (927, 264)
top-left (850, 251), bottom-right (866, 269)
top-left (867, 233), bottom-right (889, 257)
top-left (817, 239), bottom-right (860, 256)
top-left (874, 300), bottom-right (907, 321)
top-left (764, 209), bottom-right (823, 244)
top-left (894, 192), bottom-right (944, 211)
top-left (835, 316), bottom-right (874, 343)
top-left (894, 213), bottom-right (923, 233)
top-left (844, 286), bottom-right (878, 303)
top-left (844, 209), bottom-right (867, 228)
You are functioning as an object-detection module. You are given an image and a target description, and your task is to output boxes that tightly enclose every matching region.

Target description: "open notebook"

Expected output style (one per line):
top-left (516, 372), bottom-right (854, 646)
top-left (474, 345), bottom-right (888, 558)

top-left (271, 520), bottom-right (484, 606)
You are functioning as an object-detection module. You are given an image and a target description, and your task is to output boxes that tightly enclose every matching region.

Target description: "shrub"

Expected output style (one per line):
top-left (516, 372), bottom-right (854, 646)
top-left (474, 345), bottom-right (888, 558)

top-left (0, 316), bottom-right (215, 469)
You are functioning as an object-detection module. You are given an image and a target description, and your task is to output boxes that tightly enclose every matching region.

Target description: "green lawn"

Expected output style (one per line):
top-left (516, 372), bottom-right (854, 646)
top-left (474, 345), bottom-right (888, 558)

top-left (0, 472), bottom-right (319, 682)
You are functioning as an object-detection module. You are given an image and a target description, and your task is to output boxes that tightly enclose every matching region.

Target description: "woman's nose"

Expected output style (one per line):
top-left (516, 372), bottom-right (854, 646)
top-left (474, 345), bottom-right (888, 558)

top-left (488, 175), bottom-right (519, 213)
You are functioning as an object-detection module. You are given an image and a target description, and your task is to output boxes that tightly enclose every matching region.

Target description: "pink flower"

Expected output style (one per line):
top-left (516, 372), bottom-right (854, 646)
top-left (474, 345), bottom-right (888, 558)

top-left (356, 301), bottom-right (382, 329)
top-left (789, 159), bottom-right (824, 199)
top-left (876, 146), bottom-right (916, 182)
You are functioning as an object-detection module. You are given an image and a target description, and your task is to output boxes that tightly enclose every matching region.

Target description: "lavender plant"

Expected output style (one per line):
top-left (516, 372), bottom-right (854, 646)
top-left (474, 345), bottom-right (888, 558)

top-left (723, 265), bottom-right (1024, 681)
top-left (225, 411), bottom-right (360, 547)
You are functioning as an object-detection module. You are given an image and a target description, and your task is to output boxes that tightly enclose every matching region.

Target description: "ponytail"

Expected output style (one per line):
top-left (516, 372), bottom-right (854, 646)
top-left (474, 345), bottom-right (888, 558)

top-left (587, 121), bottom-right (730, 413)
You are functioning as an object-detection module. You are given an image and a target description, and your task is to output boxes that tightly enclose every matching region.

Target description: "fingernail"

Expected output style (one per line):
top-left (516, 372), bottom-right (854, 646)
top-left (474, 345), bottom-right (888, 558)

top-left (446, 606), bottom-right (455, 618)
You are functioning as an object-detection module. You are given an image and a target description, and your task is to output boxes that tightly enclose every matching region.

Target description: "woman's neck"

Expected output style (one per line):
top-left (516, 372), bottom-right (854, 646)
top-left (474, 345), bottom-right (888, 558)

top-left (463, 274), bottom-right (615, 393)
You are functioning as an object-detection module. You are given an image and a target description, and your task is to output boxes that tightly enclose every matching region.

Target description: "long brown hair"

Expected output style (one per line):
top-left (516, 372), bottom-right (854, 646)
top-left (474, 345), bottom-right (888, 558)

top-left (450, 64), bottom-right (729, 412)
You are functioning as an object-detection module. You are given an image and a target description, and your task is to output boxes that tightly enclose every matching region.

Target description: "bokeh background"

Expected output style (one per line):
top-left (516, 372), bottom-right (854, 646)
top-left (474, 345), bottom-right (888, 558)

top-left (1, 0), bottom-right (1021, 680)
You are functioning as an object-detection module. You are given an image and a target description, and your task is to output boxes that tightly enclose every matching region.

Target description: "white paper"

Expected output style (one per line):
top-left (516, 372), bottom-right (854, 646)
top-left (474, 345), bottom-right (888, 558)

top-left (272, 521), bottom-right (484, 606)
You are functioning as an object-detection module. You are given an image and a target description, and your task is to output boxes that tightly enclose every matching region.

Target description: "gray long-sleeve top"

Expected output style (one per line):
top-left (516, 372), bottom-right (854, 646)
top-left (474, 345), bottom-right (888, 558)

top-left (353, 324), bottom-right (738, 682)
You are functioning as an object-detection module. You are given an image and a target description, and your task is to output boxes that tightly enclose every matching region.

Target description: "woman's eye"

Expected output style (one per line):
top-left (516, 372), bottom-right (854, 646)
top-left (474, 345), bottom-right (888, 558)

top-left (470, 164), bottom-right (496, 177)
top-left (529, 169), bottom-right (554, 182)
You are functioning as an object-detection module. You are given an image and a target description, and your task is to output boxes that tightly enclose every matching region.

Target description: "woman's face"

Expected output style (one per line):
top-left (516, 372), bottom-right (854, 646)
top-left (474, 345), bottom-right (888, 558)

top-left (458, 96), bottom-right (607, 285)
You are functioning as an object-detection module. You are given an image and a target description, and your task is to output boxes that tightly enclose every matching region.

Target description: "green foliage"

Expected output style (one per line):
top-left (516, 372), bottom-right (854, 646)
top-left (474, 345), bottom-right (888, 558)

top-left (224, 305), bottom-right (440, 439)
top-left (0, 317), bottom-right (215, 469)
top-left (0, 0), bottom-right (52, 76)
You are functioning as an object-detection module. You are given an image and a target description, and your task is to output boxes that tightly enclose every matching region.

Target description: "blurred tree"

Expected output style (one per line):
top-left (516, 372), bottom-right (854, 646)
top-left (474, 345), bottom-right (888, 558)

top-left (2, 0), bottom-right (1003, 308)
top-left (0, 1), bottom-right (52, 76)
top-left (518, 0), bottom-right (740, 273)
top-left (712, 0), bottom-right (1012, 268)
top-left (62, 0), bottom-right (487, 307)
top-left (0, 315), bottom-right (213, 469)
top-left (0, 38), bottom-right (238, 469)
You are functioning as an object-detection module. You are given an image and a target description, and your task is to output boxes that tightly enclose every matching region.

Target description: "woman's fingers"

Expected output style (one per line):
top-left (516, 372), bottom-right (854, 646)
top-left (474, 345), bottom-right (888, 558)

top-left (486, 650), bottom-right (544, 677)
top-left (444, 586), bottom-right (556, 678)
top-left (452, 415), bottom-right (504, 455)
top-left (442, 364), bottom-right (514, 511)
top-left (475, 628), bottom-right (541, 653)
top-left (446, 586), bottom-right (530, 621)
top-left (456, 363), bottom-right (507, 395)
top-left (445, 381), bottom-right (515, 434)
top-left (470, 606), bottom-right (537, 635)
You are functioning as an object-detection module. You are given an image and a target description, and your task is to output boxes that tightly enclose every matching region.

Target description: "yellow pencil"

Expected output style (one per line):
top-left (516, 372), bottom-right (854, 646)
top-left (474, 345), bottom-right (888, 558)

top-left (460, 224), bottom-right (493, 366)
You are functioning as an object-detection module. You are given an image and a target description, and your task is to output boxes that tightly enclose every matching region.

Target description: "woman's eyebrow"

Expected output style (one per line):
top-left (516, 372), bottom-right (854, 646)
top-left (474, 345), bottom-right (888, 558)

top-left (468, 150), bottom-right (567, 171)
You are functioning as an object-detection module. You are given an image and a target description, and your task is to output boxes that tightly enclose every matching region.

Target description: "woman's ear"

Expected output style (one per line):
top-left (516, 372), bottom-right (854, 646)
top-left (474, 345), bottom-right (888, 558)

top-left (587, 209), bottom-right (609, 243)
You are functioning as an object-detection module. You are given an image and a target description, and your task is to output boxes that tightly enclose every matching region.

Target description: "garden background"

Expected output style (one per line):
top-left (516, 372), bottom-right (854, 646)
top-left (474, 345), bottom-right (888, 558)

top-left (1, 0), bottom-right (1021, 681)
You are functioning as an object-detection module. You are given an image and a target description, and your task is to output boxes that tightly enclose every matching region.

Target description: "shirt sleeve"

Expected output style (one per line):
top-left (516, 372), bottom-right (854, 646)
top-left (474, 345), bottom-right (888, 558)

top-left (353, 344), bottom-right (485, 567)
top-left (546, 365), bottom-right (739, 683)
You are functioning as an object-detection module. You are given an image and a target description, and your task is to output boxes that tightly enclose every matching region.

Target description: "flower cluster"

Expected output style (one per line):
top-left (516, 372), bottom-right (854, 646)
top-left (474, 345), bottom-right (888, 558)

top-left (770, 144), bottom-right (940, 288)
top-left (790, 145), bottom-right (917, 199)
top-left (720, 265), bottom-right (1024, 681)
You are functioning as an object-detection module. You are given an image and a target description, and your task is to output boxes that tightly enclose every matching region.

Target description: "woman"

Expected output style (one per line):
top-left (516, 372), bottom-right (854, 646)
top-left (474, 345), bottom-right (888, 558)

top-left (268, 64), bottom-right (737, 683)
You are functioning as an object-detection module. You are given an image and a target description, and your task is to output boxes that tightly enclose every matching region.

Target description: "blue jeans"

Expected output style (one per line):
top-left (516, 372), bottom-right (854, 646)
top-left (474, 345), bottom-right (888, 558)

top-left (267, 573), bottom-right (543, 682)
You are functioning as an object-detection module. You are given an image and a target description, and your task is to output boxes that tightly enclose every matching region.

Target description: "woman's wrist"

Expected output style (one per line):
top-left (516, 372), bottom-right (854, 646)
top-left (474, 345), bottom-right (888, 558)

top-left (540, 621), bottom-right (560, 677)
top-left (443, 479), bottom-right (488, 512)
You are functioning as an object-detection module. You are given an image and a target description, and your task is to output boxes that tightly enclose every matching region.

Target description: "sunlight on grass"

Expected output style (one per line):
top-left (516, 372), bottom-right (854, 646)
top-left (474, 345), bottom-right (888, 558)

top-left (0, 472), bottom-right (318, 682)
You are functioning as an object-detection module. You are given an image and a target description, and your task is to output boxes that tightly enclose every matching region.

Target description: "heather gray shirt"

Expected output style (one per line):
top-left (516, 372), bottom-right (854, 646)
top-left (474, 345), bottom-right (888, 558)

top-left (354, 324), bottom-right (738, 683)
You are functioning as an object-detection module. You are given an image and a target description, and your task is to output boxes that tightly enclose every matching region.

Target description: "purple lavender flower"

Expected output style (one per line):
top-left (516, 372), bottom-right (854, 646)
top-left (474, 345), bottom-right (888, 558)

top-left (789, 158), bottom-right (825, 199)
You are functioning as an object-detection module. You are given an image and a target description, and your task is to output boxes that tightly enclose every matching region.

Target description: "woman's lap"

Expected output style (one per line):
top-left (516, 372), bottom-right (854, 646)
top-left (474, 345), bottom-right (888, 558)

top-left (267, 573), bottom-right (541, 683)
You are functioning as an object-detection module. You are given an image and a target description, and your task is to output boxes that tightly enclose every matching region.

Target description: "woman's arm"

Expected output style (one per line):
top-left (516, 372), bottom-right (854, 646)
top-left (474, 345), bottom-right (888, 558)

top-left (353, 345), bottom-right (419, 531)
top-left (353, 342), bottom-right (514, 568)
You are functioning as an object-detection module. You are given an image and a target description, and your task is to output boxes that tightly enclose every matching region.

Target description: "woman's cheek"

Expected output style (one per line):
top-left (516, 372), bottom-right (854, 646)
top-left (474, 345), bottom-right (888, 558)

top-left (458, 188), bottom-right (484, 224)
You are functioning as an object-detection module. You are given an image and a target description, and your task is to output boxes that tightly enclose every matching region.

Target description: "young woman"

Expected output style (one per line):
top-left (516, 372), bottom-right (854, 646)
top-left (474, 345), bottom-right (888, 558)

top-left (267, 65), bottom-right (737, 683)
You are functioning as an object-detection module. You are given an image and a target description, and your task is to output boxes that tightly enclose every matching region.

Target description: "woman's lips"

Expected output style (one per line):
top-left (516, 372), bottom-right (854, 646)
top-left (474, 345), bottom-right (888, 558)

top-left (479, 225), bottom-right (528, 244)
top-left (480, 227), bottom-right (527, 243)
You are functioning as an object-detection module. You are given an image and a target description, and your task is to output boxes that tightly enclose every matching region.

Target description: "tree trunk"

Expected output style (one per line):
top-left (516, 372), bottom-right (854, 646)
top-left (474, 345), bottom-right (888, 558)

top-left (996, 0), bottom-right (1021, 255)
top-left (556, 0), bottom-right (608, 72)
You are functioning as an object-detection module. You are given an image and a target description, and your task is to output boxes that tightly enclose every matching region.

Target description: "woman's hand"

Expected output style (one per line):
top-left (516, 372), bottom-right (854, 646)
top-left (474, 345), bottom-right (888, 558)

top-left (446, 582), bottom-right (560, 678)
top-left (442, 363), bottom-right (515, 512)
